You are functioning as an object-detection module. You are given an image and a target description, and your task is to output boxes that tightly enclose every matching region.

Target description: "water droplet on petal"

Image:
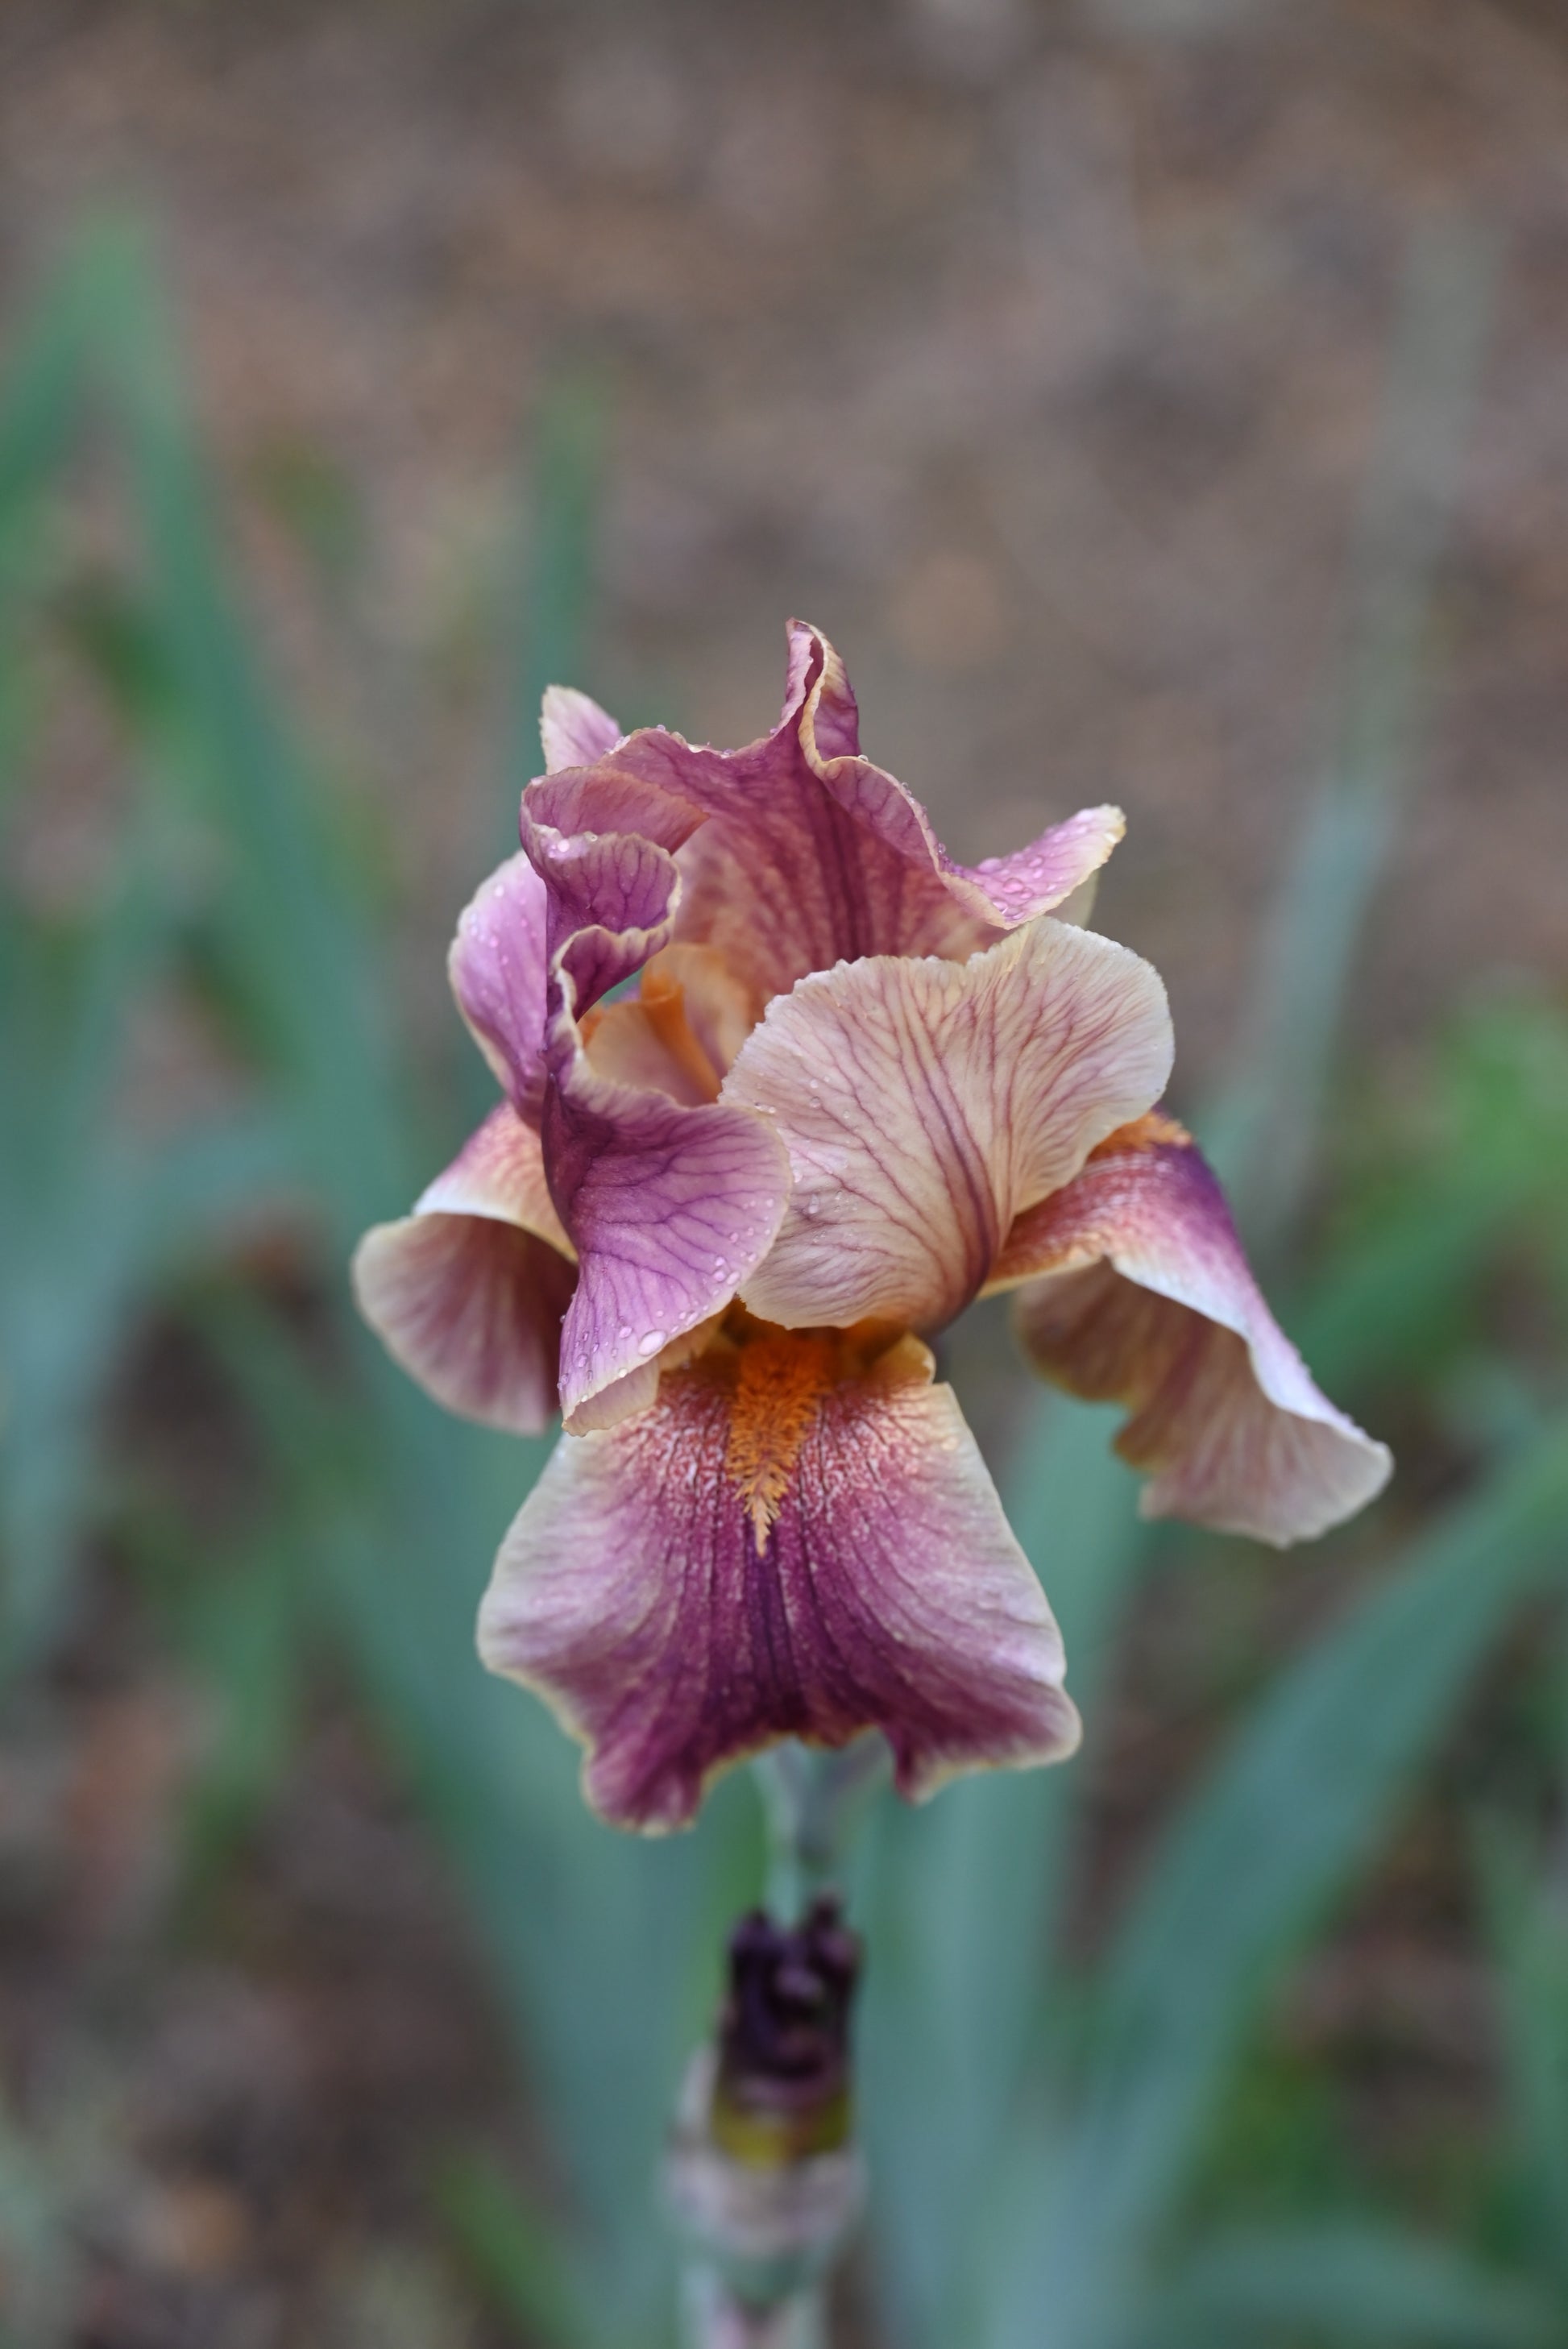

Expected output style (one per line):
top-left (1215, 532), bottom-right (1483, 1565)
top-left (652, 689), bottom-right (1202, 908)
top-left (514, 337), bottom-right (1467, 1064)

top-left (637, 1330), bottom-right (666, 1356)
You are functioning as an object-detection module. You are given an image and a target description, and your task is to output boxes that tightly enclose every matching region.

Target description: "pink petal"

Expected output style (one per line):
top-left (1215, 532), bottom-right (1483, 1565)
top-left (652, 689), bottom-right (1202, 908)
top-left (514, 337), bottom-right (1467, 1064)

top-left (1001, 1114), bottom-right (1392, 1545)
top-left (519, 622), bottom-right (1124, 1007)
top-left (528, 824), bottom-right (790, 1434)
top-left (447, 853), bottom-right (551, 1123)
top-left (478, 1328), bottom-right (1080, 1832)
top-left (541, 684), bottom-right (620, 774)
top-left (726, 920), bottom-right (1172, 1334)
top-left (351, 1106), bottom-right (576, 1435)
top-left (545, 1058), bottom-right (790, 1433)
top-left (785, 619), bottom-right (1126, 938)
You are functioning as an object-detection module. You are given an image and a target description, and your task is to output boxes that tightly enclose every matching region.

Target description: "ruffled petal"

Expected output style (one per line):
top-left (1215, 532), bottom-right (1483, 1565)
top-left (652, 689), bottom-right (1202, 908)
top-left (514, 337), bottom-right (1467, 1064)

top-left (478, 1326), bottom-right (1080, 1832)
top-left (447, 853), bottom-right (552, 1122)
top-left (541, 684), bottom-right (620, 774)
top-left (519, 622), bottom-right (1124, 1006)
top-left (525, 816), bottom-right (790, 1434)
top-left (726, 920), bottom-right (1172, 1334)
top-left (351, 1106), bottom-right (576, 1434)
top-left (1001, 1114), bottom-right (1392, 1544)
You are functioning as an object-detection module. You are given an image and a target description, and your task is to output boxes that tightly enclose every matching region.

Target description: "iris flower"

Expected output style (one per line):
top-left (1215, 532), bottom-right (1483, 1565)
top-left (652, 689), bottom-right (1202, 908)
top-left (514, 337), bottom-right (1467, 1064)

top-left (354, 625), bottom-right (1390, 1832)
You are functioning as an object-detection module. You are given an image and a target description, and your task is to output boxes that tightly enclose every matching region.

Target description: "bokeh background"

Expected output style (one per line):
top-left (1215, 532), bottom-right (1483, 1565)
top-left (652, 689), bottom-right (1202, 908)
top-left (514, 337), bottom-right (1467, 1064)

top-left (3, 1), bottom-right (1568, 2343)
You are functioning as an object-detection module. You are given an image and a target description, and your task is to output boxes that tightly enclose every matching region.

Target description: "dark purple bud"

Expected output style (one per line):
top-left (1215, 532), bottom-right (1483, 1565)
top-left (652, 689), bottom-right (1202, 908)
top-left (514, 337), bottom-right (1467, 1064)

top-left (711, 1895), bottom-right (861, 2164)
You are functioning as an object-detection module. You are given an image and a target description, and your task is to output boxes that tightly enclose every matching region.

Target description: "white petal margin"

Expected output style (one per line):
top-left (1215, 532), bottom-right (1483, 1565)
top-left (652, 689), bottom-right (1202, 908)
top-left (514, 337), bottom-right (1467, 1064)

top-left (999, 1116), bottom-right (1392, 1545)
top-left (352, 1104), bottom-right (576, 1437)
top-left (724, 919), bottom-right (1173, 1334)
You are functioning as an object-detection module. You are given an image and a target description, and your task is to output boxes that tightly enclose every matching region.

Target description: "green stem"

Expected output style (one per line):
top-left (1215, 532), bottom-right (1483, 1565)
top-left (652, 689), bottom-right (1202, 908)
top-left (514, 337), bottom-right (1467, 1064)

top-left (679, 1742), bottom-right (886, 2349)
top-left (752, 1737), bottom-right (890, 1919)
top-left (683, 2264), bottom-right (826, 2349)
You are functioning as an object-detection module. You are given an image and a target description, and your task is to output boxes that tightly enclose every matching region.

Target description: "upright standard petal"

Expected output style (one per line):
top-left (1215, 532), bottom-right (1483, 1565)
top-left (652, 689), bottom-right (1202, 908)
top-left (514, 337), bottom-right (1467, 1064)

top-left (352, 1106), bottom-right (576, 1435)
top-left (1000, 1114), bottom-right (1392, 1544)
top-left (478, 1324), bottom-right (1080, 1832)
top-left (541, 684), bottom-right (621, 774)
top-left (728, 920), bottom-right (1172, 1334)
top-left (525, 816), bottom-right (790, 1434)
top-left (520, 623), bottom-right (1125, 1006)
top-left (448, 853), bottom-right (552, 1122)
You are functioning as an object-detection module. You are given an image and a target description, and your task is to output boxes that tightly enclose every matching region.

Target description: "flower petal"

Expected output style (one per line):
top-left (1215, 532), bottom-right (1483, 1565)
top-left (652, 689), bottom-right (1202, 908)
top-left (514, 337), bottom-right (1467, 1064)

top-left (541, 684), bottom-right (620, 774)
top-left (582, 947), bottom-right (760, 1105)
top-left (528, 822), bottom-right (790, 1434)
top-left (520, 623), bottom-right (1125, 1006)
top-left (545, 1059), bottom-right (790, 1432)
top-left (447, 852), bottom-right (551, 1121)
top-left (352, 1106), bottom-right (575, 1434)
top-left (726, 920), bottom-right (1172, 1334)
top-left (785, 620), bottom-right (1126, 938)
top-left (478, 1330), bottom-right (1080, 1831)
top-left (1002, 1114), bottom-right (1392, 1544)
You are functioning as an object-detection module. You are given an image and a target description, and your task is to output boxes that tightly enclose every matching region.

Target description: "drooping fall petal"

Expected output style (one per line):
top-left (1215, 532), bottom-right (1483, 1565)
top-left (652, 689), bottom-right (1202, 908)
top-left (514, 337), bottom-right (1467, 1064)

top-left (352, 1106), bottom-right (576, 1435)
top-left (1001, 1114), bottom-right (1392, 1544)
top-left (727, 919), bottom-right (1172, 1333)
top-left (478, 1327), bottom-right (1080, 1832)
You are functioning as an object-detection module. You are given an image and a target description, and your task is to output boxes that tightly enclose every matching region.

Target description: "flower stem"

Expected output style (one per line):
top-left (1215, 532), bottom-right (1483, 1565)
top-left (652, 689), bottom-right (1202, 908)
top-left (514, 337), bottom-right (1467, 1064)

top-left (683, 2262), bottom-right (826, 2349)
top-left (752, 1737), bottom-right (889, 1918)
top-left (675, 1742), bottom-right (885, 2349)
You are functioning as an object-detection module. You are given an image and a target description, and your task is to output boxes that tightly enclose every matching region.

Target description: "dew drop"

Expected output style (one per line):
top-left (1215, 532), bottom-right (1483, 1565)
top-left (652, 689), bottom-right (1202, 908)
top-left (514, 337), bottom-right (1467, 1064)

top-left (637, 1330), bottom-right (666, 1356)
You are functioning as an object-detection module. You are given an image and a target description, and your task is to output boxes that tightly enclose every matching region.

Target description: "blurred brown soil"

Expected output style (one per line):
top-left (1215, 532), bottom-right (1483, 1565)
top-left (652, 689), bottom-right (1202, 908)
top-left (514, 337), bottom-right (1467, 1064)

top-left (2, 0), bottom-right (1568, 1074)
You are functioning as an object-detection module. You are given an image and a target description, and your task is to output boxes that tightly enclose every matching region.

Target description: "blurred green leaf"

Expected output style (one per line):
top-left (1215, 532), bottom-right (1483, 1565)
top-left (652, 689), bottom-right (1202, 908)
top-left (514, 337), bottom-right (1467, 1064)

top-left (1478, 1821), bottom-right (1568, 2293)
top-left (1144, 2222), bottom-right (1553, 2348)
top-left (986, 1425), bottom-right (1568, 2349)
top-left (860, 1399), bottom-right (1148, 2347)
top-left (504, 370), bottom-right (606, 826)
top-left (433, 2147), bottom-right (605, 2349)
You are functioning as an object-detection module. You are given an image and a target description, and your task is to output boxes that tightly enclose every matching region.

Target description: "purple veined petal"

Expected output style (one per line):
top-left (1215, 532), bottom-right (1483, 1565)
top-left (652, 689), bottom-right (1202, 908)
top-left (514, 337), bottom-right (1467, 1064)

top-left (998, 1114), bottom-right (1393, 1545)
top-left (541, 684), bottom-right (621, 774)
top-left (544, 1049), bottom-right (790, 1433)
top-left (478, 1328), bottom-right (1080, 1832)
top-left (448, 852), bottom-right (552, 1123)
top-left (787, 619), bottom-right (1126, 937)
top-left (524, 741), bottom-right (705, 857)
top-left (780, 622), bottom-right (861, 757)
top-left (525, 623), bottom-right (1126, 1007)
top-left (523, 817), bottom-right (687, 1016)
top-left (521, 792), bottom-right (788, 1433)
top-left (726, 919), bottom-right (1172, 1335)
top-left (351, 1105), bottom-right (576, 1435)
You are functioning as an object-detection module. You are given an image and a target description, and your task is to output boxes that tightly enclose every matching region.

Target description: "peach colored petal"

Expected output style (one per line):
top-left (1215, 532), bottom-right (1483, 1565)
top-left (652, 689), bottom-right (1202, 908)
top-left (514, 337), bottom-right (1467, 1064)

top-left (352, 1106), bottom-right (575, 1435)
top-left (1002, 1115), bottom-right (1392, 1544)
top-left (726, 921), bottom-right (1172, 1334)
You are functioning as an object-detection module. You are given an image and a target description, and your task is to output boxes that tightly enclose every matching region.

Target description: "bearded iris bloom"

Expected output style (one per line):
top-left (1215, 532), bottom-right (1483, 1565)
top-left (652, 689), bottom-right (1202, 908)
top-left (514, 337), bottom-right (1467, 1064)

top-left (353, 625), bottom-right (1390, 1832)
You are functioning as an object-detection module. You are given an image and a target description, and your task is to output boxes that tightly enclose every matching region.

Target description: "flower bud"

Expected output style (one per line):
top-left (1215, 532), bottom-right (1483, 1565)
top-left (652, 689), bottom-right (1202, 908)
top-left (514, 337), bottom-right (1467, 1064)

top-left (666, 1896), bottom-right (865, 2301)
